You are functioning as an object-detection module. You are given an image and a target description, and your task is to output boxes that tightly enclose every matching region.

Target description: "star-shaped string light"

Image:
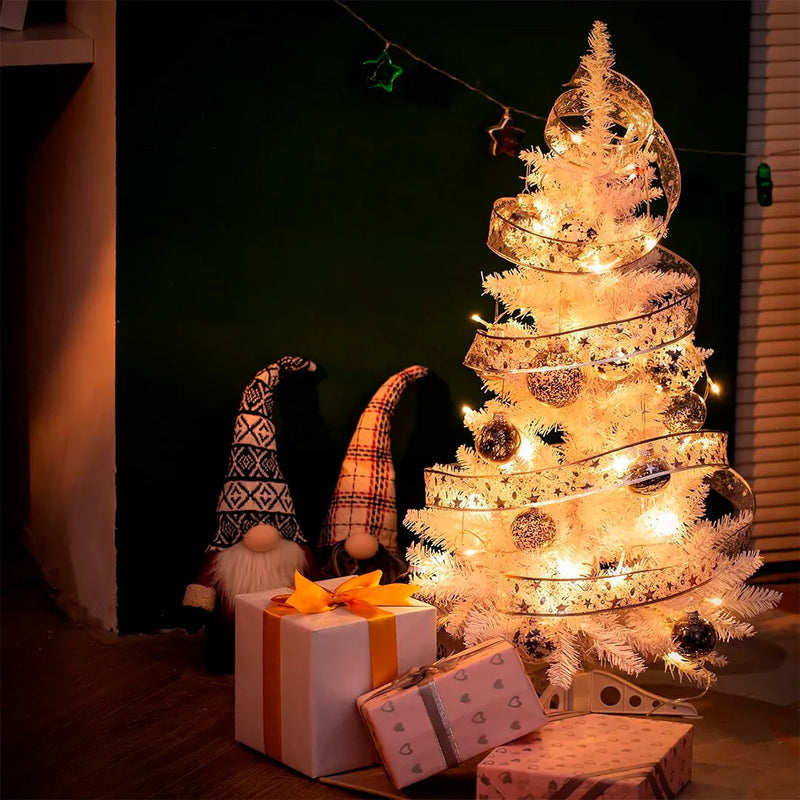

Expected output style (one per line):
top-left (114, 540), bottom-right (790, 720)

top-left (364, 48), bottom-right (403, 92)
top-left (487, 110), bottom-right (525, 157)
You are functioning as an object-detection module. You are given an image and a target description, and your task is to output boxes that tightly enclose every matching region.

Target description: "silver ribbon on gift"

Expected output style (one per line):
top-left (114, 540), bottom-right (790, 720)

top-left (360, 638), bottom-right (506, 769)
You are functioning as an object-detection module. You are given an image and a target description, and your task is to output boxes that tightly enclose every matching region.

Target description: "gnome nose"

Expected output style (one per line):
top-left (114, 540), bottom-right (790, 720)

top-left (242, 524), bottom-right (283, 553)
top-left (345, 533), bottom-right (380, 561)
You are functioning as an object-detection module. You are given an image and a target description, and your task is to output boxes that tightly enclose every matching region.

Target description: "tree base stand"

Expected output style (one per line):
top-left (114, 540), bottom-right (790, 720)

top-left (539, 669), bottom-right (700, 718)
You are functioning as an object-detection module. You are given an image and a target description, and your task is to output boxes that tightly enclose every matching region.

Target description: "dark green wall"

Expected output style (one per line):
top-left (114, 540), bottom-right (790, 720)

top-left (116, 0), bottom-right (751, 632)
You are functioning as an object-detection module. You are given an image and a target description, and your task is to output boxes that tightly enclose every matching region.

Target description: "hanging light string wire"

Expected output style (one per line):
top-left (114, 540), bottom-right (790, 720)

top-left (335, 0), bottom-right (545, 122)
top-left (335, 0), bottom-right (799, 161)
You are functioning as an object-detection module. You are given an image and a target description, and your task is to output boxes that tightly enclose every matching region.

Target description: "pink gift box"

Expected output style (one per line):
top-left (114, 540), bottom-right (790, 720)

top-left (477, 713), bottom-right (693, 800)
top-left (357, 638), bottom-right (548, 789)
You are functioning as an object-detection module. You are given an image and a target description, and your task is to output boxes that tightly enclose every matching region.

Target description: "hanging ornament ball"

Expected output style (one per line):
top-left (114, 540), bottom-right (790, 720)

top-left (672, 611), bottom-right (717, 658)
top-left (513, 627), bottom-right (556, 660)
top-left (511, 508), bottom-right (558, 550)
top-left (526, 347), bottom-right (586, 407)
top-left (476, 414), bottom-right (521, 463)
top-left (592, 350), bottom-right (631, 382)
top-left (645, 343), bottom-right (703, 394)
top-left (242, 523), bottom-right (283, 553)
top-left (344, 533), bottom-right (380, 561)
top-left (662, 391), bottom-right (707, 432)
top-left (627, 456), bottom-right (671, 495)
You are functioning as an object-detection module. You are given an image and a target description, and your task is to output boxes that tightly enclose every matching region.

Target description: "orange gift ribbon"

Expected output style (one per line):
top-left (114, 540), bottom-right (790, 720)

top-left (262, 571), bottom-right (419, 760)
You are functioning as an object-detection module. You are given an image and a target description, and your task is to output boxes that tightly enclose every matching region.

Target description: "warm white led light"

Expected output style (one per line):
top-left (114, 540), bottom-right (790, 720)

top-left (639, 508), bottom-right (682, 538)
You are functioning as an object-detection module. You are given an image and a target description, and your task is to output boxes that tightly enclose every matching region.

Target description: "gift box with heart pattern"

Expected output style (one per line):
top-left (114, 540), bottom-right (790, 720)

top-left (357, 638), bottom-right (548, 789)
top-left (477, 713), bottom-right (693, 799)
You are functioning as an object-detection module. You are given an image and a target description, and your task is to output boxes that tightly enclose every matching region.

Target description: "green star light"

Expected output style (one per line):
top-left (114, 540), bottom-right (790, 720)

top-left (363, 50), bottom-right (403, 92)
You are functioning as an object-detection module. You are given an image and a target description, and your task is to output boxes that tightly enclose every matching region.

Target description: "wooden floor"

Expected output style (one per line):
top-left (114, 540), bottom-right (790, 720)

top-left (2, 542), bottom-right (798, 800)
top-left (0, 545), bottom-right (359, 800)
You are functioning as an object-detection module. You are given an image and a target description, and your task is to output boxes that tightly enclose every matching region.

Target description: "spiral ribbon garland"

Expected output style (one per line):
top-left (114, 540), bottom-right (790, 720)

top-left (425, 432), bottom-right (730, 510)
top-left (465, 248), bottom-right (698, 375)
top-left (487, 71), bottom-right (681, 276)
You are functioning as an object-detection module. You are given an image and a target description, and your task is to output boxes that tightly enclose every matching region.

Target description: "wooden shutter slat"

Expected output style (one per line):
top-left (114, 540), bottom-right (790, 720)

top-left (754, 488), bottom-right (800, 506)
top-left (751, 26), bottom-right (800, 45)
top-left (755, 504), bottom-right (800, 522)
top-left (740, 311), bottom-right (800, 329)
top-left (736, 442), bottom-right (800, 461)
top-left (735, 456), bottom-right (800, 478)
top-left (745, 153), bottom-right (800, 171)
top-left (749, 74), bottom-right (800, 92)
top-left (761, 551), bottom-right (800, 563)
top-left (738, 355), bottom-right (800, 374)
top-left (757, 2), bottom-right (800, 16)
top-left (740, 278), bottom-right (800, 297)
top-left (738, 324), bottom-right (800, 343)
top-left (753, 474), bottom-right (800, 492)
top-left (741, 267), bottom-right (800, 283)
top-left (751, 519), bottom-right (799, 537)
top-left (735, 413), bottom-right (800, 433)
top-left (744, 200), bottom-right (800, 219)
top-left (749, 92), bottom-right (800, 110)
top-left (743, 216), bottom-right (800, 236)
top-left (742, 245), bottom-right (800, 262)
top-left (737, 430), bottom-right (800, 450)
top-left (737, 398), bottom-right (800, 416)
top-left (751, 10), bottom-right (800, 30)
top-left (745, 187), bottom-right (800, 207)
top-left (742, 231), bottom-right (800, 249)
top-left (737, 369), bottom-right (800, 389)
top-left (746, 121), bottom-right (800, 141)
top-left (739, 294), bottom-right (800, 314)
top-left (738, 384), bottom-right (800, 403)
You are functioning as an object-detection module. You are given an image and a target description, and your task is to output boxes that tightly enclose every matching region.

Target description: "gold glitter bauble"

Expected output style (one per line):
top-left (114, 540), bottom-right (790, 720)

top-left (627, 456), bottom-right (671, 495)
top-left (662, 391), bottom-right (707, 432)
top-left (526, 347), bottom-right (585, 407)
top-left (510, 508), bottom-right (557, 550)
top-left (645, 343), bottom-right (703, 394)
top-left (476, 414), bottom-right (521, 464)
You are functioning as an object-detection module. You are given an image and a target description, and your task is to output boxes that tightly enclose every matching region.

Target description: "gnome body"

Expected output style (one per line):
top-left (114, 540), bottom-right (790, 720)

top-left (320, 365), bottom-right (428, 582)
top-left (183, 356), bottom-right (315, 670)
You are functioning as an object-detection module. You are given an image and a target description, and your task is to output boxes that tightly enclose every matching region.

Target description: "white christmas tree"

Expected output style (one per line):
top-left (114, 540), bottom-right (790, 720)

top-left (406, 23), bottom-right (780, 689)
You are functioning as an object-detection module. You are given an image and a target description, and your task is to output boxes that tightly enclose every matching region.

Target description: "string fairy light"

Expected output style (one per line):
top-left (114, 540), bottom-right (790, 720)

top-left (334, 0), bottom-right (546, 124)
top-left (335, 0), bottom-right (800, 171)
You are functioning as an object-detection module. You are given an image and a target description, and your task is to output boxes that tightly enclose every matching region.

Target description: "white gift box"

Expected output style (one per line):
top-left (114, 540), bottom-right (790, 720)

top-left (235, 576), bottom-right (437, 778)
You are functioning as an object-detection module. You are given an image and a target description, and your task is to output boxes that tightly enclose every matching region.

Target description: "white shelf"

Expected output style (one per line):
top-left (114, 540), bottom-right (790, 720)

top-left (0, 22), bottom-right (93, 67)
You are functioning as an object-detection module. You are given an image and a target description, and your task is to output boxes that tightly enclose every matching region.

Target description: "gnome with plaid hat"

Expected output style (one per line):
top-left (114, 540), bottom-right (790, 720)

top-left (183, 356), bottom-right (316, 666)
top-left (320, 365), bottom-right (428, 582)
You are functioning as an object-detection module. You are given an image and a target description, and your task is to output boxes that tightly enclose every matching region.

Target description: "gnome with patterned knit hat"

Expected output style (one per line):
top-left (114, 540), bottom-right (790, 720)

top-left (320, 365), bottom-right (428, 582)
top-left (183, 356), bottom-right (316, 669)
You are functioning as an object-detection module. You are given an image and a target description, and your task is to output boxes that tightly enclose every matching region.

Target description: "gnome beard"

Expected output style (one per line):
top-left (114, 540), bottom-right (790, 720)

top-left (213, 534), bottom-right (307, 610)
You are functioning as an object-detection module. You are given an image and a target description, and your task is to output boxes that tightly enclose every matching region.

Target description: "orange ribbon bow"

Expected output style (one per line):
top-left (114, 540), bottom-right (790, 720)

top-left (273, 570), bottom-right (419, 616)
